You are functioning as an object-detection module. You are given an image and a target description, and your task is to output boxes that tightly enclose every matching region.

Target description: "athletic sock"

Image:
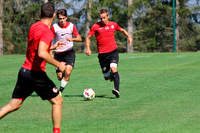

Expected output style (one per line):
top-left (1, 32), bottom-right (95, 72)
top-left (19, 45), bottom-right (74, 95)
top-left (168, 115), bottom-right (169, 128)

top-left (60, 79), bottom-right (68, 92)
top-left (112, 72), bottom-right (120, 91)
top-left (53, 127), bottom-right (60, 133)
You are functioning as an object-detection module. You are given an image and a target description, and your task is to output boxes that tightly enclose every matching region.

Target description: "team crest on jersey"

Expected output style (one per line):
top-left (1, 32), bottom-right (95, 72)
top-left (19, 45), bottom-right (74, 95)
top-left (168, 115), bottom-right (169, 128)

top-left (111, 25), bottom-right (114, 29)
top-left (52, 87), bottom-right (58, 93)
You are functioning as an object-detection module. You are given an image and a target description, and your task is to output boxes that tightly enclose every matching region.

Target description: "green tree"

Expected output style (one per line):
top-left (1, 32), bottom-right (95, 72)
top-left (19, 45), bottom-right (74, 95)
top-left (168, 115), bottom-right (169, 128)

top-left (0, 0), bottom-right (3, 55)
top-left (127, 0), bottom-right (133, 53)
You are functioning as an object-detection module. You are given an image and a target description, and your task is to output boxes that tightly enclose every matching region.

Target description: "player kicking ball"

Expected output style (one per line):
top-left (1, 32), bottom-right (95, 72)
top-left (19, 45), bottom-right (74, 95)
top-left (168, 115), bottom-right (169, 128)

top-left (85, 8), bottom-right (133, 98)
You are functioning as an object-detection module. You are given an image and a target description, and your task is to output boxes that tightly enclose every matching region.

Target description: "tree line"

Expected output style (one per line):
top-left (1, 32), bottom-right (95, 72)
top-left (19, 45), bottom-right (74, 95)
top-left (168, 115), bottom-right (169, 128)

top-left (0, 0), bottom-right (200, 55)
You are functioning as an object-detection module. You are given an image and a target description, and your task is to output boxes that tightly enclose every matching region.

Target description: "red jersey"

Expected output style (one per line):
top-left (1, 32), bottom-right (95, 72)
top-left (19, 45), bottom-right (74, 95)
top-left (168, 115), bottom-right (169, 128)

top-left (22, 21), bottom-right (54, 72)
top-left (88, 21), bottom-right (121, 53)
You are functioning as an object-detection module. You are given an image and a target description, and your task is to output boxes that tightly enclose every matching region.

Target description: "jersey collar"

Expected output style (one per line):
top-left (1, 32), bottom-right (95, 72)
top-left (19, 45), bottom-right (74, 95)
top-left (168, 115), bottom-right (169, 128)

top-left (58, 22), bottom-right (70, 28)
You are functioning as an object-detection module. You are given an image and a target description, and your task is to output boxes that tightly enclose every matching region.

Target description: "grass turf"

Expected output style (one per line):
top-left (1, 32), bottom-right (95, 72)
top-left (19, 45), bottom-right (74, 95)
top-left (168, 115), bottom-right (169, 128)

top-left (0, 52), bottom-right (200, 133)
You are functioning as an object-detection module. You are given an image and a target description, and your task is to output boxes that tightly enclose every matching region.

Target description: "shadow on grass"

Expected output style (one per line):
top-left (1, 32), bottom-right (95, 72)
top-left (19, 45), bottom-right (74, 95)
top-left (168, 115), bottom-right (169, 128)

top-left (30, 94), bottom-right (115, 99)
top-left (63, 94), bottom-right (115, 99)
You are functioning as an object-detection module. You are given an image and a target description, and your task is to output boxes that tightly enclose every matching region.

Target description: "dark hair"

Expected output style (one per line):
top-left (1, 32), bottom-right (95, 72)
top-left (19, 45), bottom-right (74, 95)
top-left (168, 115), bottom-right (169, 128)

top-left (56, 9), bottom-right (67, 18)
top-left (100, 8), bottom-right (108, 14)
top-left (40, 2), bottom-right (55, 18)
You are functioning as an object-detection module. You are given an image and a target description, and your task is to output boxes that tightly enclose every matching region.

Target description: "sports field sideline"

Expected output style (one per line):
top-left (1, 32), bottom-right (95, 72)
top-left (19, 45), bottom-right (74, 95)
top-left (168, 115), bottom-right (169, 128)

top-left (0, 52), bottom-right (200, 133)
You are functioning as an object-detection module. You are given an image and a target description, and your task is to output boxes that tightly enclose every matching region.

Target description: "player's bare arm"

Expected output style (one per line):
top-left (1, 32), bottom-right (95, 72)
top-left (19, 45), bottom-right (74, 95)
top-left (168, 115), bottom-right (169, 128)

top-left (38, 41), bottom-right (66, 72)
top-left (66, 34), bottom-right (82, 42)
top-left (85, 34), bottom-right (92, 56)
top-left (120, 28), bottom-right (133, 46)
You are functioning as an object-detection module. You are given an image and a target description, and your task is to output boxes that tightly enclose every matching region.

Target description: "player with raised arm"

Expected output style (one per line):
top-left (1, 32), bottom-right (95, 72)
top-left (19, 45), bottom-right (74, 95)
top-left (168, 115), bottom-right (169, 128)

top-left (85, 8), bottom-right (133, 98)
top-left (0, 2), bottom-right (65, 133)
top-left (51, 9), bottom-right (82, 93)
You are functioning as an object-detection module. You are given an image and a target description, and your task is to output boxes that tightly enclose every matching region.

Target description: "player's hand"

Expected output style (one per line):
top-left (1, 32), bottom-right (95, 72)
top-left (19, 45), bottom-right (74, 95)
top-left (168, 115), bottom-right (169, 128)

top-left (56, 41), bottom-right (65, 49)
top-left (86, 48), bottom-right (91, 56)
top-left (52, 41), bottom-right (65, 50)
top-left (128, 37), bottom-right (133, 47)
top-left (58, 62), bottom-right (66, 73)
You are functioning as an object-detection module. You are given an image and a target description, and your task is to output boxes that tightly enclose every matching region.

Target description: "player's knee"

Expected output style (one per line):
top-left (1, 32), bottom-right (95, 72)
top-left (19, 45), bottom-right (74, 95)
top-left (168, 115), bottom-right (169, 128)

top-left (65, 67), bottom-right (72, 78)
top-left (111, 67), bottom-right (117, 73)
top-left (53, 96), bottom-right (63, 106)
top-left (110, 63), bottom-right (118, 73)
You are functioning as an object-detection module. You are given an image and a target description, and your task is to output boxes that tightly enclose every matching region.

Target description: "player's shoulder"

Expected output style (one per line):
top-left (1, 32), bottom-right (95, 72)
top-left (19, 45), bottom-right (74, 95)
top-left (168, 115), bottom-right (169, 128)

top-left (69, 22), bottom-right (75, 27)
top-left (30, 21), bottom-right (49, 32)
top-left (92, 22), bottom-right (101, 28)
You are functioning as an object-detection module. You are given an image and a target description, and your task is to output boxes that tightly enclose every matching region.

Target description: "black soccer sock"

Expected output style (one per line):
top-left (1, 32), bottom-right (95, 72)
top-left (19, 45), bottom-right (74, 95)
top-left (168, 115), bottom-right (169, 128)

top-left (112, 72), bottom-right (120, 91)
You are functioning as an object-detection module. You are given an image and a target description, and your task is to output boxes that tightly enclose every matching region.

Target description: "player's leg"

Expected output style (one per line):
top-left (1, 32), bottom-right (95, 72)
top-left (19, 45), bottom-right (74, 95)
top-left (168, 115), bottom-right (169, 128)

top-left (56, 70), bottom-right (63, 81)
top-left (0, 98), bottom-right (23, 119)
top-left (0, 68), bottom-right (34, 119)
top-left (49, 94), bottom-right (63, 133)
top-left (60, 65), bottom-right (73, 92)
top-left (34, 71), bottom-right (62, 133)
top-left (59, 50), bottom-right (75, 93)
top-left (110, 65), bottom-right (120, 98)
top-left (109, 49), bottom-right (120, 98)
top-left (98, 53), bottom-right (111, 80)
top-left (54, 52), bottom-right (65, 81)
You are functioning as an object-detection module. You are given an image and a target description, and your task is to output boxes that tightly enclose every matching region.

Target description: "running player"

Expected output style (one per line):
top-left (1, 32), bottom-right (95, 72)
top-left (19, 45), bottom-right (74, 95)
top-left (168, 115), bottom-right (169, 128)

top-left (85, 8), bottom-right (133, 98)
top-left (51, 9), bottom-right (82, 93)
top-left (0, 2), bottom-right (65, 133)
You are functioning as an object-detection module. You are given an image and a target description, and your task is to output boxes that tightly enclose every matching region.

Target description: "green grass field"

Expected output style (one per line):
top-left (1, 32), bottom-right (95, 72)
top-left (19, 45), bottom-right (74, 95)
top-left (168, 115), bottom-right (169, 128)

top-left (1, 52), bottom-right (200, 133)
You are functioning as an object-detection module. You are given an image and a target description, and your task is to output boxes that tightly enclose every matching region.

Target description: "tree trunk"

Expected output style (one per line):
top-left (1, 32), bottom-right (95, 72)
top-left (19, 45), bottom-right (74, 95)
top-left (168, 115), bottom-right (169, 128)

top-left (127, 0), bottom-right (133, 53)
top-left (175, 0), bottom-right (179, 51)
top-left (0, 0), bottom-right (4, 55)
top-left (84, 0), bottom-right (92, 52)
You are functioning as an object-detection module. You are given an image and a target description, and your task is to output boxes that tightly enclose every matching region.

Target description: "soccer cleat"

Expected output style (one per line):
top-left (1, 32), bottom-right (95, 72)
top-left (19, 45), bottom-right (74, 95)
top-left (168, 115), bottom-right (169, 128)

top-left (112, 89), bottom-right (120, 98)
top-left (59, 87), bottom-right (65, 92)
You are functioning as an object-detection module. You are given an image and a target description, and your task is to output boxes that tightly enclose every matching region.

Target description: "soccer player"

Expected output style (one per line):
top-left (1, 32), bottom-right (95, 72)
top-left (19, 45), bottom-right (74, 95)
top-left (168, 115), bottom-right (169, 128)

top-left (51, 9), bottom-right (82, 93)
top-left (85, 8), bottom-right (133, 98)
top-left (0, 2), bottom-right (65, 133)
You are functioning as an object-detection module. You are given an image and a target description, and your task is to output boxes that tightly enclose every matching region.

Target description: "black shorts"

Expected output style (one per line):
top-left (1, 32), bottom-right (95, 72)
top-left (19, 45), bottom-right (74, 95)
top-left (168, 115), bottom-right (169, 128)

top-left (12, 68), bottom-right (59, 100)
top-left (54, 49), bottom-right (75, 72)
top-left (98, 49), bottom-right (119, 75)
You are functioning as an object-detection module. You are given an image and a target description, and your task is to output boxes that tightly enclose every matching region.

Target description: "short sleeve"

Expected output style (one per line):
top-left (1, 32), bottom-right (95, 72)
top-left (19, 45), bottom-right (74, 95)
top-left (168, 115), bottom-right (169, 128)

top-left (72, 25), bottom-right (79, 37)
top-left (88, 24), bottom-right (96, 37)
top-left (115, 23), bottom-right (121, 31)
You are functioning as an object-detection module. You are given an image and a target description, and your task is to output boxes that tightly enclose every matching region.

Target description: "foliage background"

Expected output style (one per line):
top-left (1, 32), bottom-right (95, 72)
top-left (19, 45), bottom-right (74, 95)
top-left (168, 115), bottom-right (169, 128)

top-left (2, 0), bottom-right (200, 54)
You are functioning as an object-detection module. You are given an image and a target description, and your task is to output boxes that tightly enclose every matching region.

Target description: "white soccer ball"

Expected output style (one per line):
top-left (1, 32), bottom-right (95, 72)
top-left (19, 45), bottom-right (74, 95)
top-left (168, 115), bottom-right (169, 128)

top-left (83, 88), bottom-right (95, 100)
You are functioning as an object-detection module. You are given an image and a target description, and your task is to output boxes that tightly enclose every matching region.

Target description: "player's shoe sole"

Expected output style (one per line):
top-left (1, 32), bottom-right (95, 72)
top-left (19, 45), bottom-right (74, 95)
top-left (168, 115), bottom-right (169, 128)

top-left (112, 89), bottom-right (120, 98)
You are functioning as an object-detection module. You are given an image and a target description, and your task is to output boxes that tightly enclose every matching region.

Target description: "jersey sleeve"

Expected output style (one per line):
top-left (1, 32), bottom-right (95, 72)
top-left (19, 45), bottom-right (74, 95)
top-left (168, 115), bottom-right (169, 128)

top-left (72, 25), bottom-right (79, 37)
top-left (88, 24), bottom-right (96, 37)
top-left (114, 22), bottom-right (121, 31)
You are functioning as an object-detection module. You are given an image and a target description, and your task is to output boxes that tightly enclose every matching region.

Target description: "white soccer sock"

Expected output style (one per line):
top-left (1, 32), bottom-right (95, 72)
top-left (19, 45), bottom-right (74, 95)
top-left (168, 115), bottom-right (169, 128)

top-left (61, 79), bottom-right (68, 88)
